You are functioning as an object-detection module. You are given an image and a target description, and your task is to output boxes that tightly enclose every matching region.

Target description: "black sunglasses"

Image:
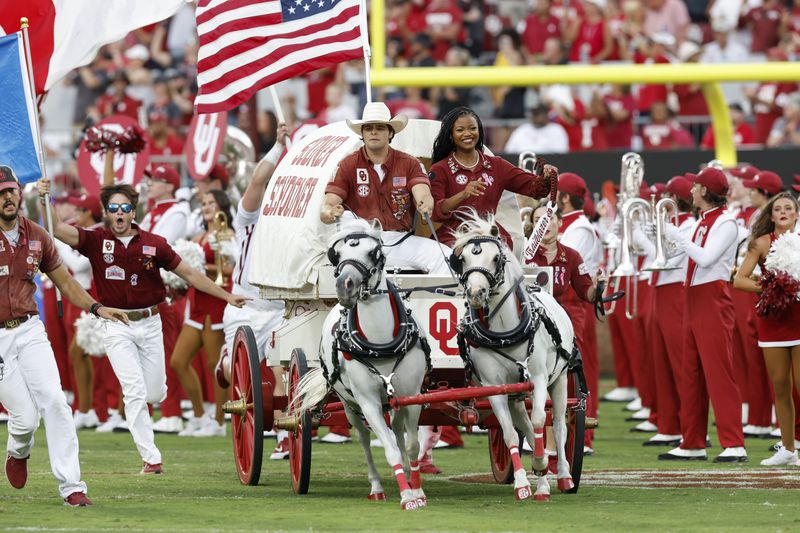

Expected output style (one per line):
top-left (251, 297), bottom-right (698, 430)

top-left (106, 203), bottom-right (134, 214)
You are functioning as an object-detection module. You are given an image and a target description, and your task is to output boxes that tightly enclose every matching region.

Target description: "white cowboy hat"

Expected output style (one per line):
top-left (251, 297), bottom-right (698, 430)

top-left (346, 102), bottom-right (408, 136)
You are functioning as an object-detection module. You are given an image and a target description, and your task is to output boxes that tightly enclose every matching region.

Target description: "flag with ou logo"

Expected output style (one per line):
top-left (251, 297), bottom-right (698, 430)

top-left (0, 33), bottom-right (41, 184)
top-left (195, 0), bottom-right (365, 113)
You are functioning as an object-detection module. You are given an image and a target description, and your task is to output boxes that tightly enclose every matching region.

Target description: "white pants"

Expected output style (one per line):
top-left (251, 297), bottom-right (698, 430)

top-left (223, 298), bottom-right (286, 363)
top-left (382, 231), bottom-right (452, 275)
top-left (0, 317), bottom-right (87, 498)
top-left (103, 315), bottom-right (166, 465)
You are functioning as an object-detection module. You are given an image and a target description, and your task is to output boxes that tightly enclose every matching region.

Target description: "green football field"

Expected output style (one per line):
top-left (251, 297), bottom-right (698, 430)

top-left (1, 384), bottom-right (797, 532)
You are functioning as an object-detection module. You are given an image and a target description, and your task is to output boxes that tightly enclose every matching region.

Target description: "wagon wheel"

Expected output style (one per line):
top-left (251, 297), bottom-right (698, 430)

top-left (488, 427), bottom-right (514, 484)
top-left (563, 371), bottom-right (586, 493)
top-left (230, 326), bottom-right (263, 486)
top-left (289, 348), bottom-right (313, 495)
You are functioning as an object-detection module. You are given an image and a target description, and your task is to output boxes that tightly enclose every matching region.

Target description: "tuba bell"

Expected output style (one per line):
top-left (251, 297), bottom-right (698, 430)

top-left (221, 126), bottom-right (257, 196)
top-left (518, 152), bottom-right (538, 174)
top-left (644, 196), bottom-right (680, 272)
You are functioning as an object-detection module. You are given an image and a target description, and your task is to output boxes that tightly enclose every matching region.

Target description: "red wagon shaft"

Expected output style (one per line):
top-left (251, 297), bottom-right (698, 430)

top-left (388, 382), bottom-right (534, 409)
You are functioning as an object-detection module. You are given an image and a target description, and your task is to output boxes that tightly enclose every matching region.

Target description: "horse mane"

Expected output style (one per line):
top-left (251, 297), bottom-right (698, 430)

top-left (328, 218), bottom-right (383, 247)
top-left (452, 208), bottom-right (523, 278)
top-left (452, 208), bottom-right (500, 249)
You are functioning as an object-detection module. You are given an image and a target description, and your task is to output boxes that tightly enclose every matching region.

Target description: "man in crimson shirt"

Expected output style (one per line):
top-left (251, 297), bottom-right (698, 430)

top-left (95, 71), bottom-right (142, 121)
top-left (38, 180), bottom-right (248, 475)
top-left (520, 0), bottom-right (562, 62)
top-left (1, 166), bottom-right (128, 507)
top-left (321, 102), bottom-right (449, 274)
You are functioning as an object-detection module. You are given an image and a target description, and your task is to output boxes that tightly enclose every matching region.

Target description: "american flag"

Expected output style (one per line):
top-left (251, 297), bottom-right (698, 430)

top-left (195, 0), bottom-right (364, 113)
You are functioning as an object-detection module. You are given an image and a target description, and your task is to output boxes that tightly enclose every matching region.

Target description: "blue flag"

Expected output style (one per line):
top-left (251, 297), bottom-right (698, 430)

top-left (0, 33), bottom-right (41, 184)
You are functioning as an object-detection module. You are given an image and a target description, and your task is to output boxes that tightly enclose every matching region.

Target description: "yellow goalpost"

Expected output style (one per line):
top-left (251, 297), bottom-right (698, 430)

top-left (368, 0), bottom-right (800, 166)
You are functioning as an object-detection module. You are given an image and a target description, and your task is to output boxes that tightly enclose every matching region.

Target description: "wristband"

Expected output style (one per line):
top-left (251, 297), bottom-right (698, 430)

top-left (262, 142), bottom-right (284, 166)
top-left (90, 302), bottom-right (102, 317)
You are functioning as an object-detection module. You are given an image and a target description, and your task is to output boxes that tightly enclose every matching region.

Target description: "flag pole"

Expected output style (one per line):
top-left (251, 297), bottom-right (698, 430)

top-left (357, 0), bottom-right (372, 104)
top-left (268, 85), bottom-right (292, 148)
top-left (20, 17), bottom-right (63, 317)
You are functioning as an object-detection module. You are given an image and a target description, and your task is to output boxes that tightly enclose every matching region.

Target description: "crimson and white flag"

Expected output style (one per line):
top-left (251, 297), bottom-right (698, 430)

top-left (0, 0), bottom-right (188, 95)
top-left (195, 0), bottom-right (364, 113)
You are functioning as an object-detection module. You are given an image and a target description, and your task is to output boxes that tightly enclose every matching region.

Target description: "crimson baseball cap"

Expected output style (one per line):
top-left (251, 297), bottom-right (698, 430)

top-left (0, 165), bottom-right (21, 192)
top-left (695, 167), bottom-right (729, 195)
top-left (729, 165), bottom-right (759, 180)
top-left (70, 193), bottom-right (102, 221)
top-left (665, 176), bottom-right (693, 200)
top-left (558, 172), bottom-right (587, 197)
top-left (151, 164), bottom-right (180, 190)
top-left (583, 192), bottom-right (597, 218)
top-left (684, 172), bottom-right (698, 183)
top-left (793, 184), bottom-right (800, 193)
top-left (742, 171), bottom-right (783, 195)
top-left (209, 163), bottom-right (230, 187)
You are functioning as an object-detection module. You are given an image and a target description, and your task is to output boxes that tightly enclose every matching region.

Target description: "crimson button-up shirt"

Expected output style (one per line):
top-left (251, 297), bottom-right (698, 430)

top-left (430, 152), bottom-right (549, 248)
top-left (0, 217), bottom-right (62, 321)
top-left (325, 146), bottom-right (429, 232)
top-left (527, 242), bottom-right (593, 303)
top-left (74, 224), bottom-right (180, 310)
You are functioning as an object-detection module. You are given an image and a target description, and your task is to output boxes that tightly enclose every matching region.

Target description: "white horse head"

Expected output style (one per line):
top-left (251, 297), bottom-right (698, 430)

top-left (451, 209), bottom-right (523, 309)
top-left (327, 218), bottom-right (385, 309)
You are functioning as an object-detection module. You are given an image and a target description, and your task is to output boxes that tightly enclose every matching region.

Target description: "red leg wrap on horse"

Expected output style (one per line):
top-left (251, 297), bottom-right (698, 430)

top-left (393, 464), bottom-right (411, 492)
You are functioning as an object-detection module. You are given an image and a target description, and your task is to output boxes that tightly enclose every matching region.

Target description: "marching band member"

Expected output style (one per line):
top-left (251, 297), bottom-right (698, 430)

top-left (139, 165), bottom-right (192, 434)
top-left (555, 173), bottom-right (602, 454)
top-left (734, 192), bottom-right (800, 466)
top-left (428, 106), bottom-right (551, 249)
top-left (320, 102), bottom-right (450, 274)
top-left (736, 170), bottom-right (784, 437)
top-left (172, 190), bottom-right (235, 437)
top-left (1, 166), bottom-right (127, 506)
top-left (216, 125), bottom-right (290, 459)
top-left (53, 193), bottom-right (109, 429)
top-left (642, 176), bottom-right (695, 447)
top-left (38, 179), bottom-right (248, 475)
top-left (658, 167), bottom-right (746, 462)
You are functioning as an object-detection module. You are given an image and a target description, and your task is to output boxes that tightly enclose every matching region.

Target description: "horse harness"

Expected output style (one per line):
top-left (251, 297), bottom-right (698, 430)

top-left (325, 230), bottom-right (432, 408)
top-left (454, 237), bottom-right (588, 397)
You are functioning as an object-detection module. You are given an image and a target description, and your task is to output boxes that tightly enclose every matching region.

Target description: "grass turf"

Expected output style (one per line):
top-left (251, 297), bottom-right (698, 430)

top-left (1, 385), bottom-right (797, 532)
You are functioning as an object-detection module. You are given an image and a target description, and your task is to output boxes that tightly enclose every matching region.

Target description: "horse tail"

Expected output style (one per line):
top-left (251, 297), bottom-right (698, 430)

top-left (287, 368), bottom-right (329, 416)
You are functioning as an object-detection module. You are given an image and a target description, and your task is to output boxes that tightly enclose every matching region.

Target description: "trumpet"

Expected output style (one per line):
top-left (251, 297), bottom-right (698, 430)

top-left (212, 211), bottom-right (235, 286)
top-left (644, 195), bottom-right (680, 272)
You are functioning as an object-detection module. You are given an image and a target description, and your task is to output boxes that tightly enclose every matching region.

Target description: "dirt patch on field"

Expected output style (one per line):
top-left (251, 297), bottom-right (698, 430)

top-left (453, 470), bottom-right (800, 490)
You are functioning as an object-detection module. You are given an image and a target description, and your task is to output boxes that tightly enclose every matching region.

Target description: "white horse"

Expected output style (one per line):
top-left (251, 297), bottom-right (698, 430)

top-left (289, 219), bottom-right (429, 511)
top-left (450, 212), bottom-right (578, 501)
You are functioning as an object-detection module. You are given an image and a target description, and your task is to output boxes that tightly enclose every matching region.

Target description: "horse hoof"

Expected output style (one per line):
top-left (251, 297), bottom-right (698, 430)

top-left (415, 497), bottom-right (427, 508)
top-left (558, 477), bottom-right (575, 492)
top-left (401, 499), bottom-right (420, 511)
top-left (534, 493), bottom-right (551, 502)
top-left (515, 486), bottom-right (532, 501)
top-left (367, 492), bottom-right (386, 501)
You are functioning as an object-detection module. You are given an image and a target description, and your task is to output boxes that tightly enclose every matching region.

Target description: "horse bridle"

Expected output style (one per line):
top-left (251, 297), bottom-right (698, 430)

top-left (328, 232), bottom-right (386, 296)
top-left (451, 236), bottom-right (508, 290)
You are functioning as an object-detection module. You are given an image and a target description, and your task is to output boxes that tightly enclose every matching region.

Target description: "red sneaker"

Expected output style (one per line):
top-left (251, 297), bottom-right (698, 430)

top-left (64, 492), bottom-right (93, 507)
top-left (140, 462), bottom-right (163, 474)
top-left (5, 455), bottom-right (28, 489)
top-left (215, 349), bottom-right (230, 389)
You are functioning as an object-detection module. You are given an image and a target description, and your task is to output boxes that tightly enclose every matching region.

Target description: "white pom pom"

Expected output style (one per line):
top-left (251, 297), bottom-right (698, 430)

top-left (161, 239), bottom-right (206, 290)
top-left (765, 233), bottom-right (800, 282)
top-left (74, 312), bottom-right (106, 356)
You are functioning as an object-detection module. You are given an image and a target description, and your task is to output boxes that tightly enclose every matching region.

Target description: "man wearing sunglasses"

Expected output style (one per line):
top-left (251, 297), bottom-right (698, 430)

top-left (1, 165), bottom-right (129, 507)
top-left (37, 178), bottom-right (249, 475)
top-left (138, 164), bottom-right (192, 434)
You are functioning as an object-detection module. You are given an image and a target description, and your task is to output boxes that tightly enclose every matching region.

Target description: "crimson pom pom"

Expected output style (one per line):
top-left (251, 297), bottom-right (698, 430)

top-left (84, 126), bottom-right (118, 153)
top-left (756, 269), bottom-right (800, 318)
top-left (115, 125), bottom-right (146, 154)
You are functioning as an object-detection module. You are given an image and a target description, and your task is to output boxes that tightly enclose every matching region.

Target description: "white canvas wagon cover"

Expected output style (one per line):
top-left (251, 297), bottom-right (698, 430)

top-left (248, 119), bottom-right (525, 291)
